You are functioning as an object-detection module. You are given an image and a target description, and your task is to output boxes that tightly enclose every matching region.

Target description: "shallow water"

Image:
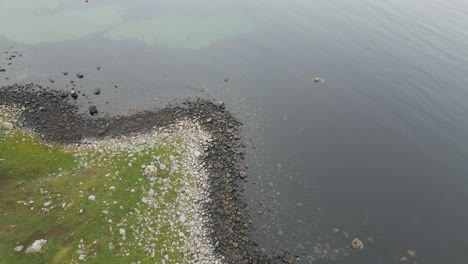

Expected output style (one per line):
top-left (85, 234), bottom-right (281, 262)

top-left (1, 0), bottom-right (468, 263)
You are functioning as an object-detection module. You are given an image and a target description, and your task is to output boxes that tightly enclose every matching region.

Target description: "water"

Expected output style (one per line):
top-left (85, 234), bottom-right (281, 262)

top-left (1, 0), bottom-right (468, 263)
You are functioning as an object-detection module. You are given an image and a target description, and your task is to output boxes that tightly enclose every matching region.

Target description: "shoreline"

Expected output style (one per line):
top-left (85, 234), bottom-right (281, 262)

top-left (0, 84), bottom-right (296, 263)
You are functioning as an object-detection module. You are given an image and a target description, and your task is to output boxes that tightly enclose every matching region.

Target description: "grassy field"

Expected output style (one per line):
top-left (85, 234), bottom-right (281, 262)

top-left (0, 123), bottom-right (189, 263)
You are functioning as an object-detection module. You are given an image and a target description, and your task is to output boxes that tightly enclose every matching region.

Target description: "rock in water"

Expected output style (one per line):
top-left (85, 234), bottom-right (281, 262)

top-left (350, 238), bottom-right (364, 250)
top-left (25, 239), bottom-right (47, 253)
top-left (89, 106), bottom-right (98, 116)
top-left (70, 90), bottom-right (78, 99)
top-left (312, 77), bottom-right (325, 83)
top-left (144, 165), bottom-right (157, 181)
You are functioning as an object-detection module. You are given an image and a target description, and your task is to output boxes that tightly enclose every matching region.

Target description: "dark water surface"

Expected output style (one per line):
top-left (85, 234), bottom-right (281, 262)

top-left (1, 0), bottom-right (468, 263)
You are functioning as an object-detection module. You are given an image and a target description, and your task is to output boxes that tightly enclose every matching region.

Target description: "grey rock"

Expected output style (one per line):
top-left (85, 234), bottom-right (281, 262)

top-left (25, 239), bottom-right (47, 253)
top-left (14, 245), bottom-right (24, 252)
top-left (93, 87), bottom-right (101, 95)
top-left (89, 106), bottom-right (98, 116)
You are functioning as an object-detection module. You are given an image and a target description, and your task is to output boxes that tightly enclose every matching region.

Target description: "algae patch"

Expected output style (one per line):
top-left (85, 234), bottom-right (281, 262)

top-left (105, 15), bottom-right (255, 49)
top-left (0, 0), bottom-right (125, 44)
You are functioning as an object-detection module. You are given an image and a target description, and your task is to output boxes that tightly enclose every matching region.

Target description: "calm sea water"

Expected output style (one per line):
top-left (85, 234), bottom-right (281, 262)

top-left (1, 0), bottom-right (468, 263)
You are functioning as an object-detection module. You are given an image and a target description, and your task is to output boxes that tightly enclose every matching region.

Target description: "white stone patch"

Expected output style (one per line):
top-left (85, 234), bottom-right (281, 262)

top-left (25, 239), bottom-right (47, 254)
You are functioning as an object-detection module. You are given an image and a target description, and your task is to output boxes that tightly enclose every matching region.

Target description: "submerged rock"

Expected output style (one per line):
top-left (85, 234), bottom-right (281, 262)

top-left (25, 239), bottom-right (47, 253)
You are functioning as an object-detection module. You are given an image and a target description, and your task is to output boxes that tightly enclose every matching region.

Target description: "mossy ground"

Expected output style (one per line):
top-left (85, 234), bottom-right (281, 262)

top-left (0, 124), bottom-right (188, 263)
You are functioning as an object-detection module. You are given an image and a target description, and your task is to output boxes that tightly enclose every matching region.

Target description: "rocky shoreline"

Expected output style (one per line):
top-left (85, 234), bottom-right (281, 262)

top-left (0, 84), bottom-right (296, 263)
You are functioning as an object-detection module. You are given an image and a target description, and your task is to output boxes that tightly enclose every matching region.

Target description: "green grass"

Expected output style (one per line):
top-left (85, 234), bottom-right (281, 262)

top-left (0, 126), bottom-right (189, 263)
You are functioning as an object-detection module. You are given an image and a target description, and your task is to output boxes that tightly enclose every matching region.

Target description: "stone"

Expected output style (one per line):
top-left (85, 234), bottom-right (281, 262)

top-left (25, 239), bottom-right (47, 253)
top-left (180, 215), bottom-right (186, 223)
top-left (407, 250), bottom-right (416, 257)
top-left (194, 150), bottom-right (201, 158)
top-left (79, 254), bottom-right (85, 261)
top-left (70, 90), bottom-right (78, 99)
top-left (350, 238), bottom-right (364, 250)
top-left (93, 87), bottom-right (101, 95)
top-left (77, 73), bottom-right (84, 79)
top-left (1, 122), bottom-right (13, 130)
top-left (144, 165), bottom-right (157, 179)
top-left (239, 171), bottom-right (247, 179)
top-left (119, 228), bottom-right (126, 236)
top-left (88, 195), bottom-right (96, 201)
top-left (14, 245), bottom-right (24, 252)
top-left (312, 77), bottom-right (325, 83)
top-left (43, 201), bottom-right (52, 207)
top-left (89, 106), bottom-right (98, 116)
top-left (148, 189), bottom-right (155, 196)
